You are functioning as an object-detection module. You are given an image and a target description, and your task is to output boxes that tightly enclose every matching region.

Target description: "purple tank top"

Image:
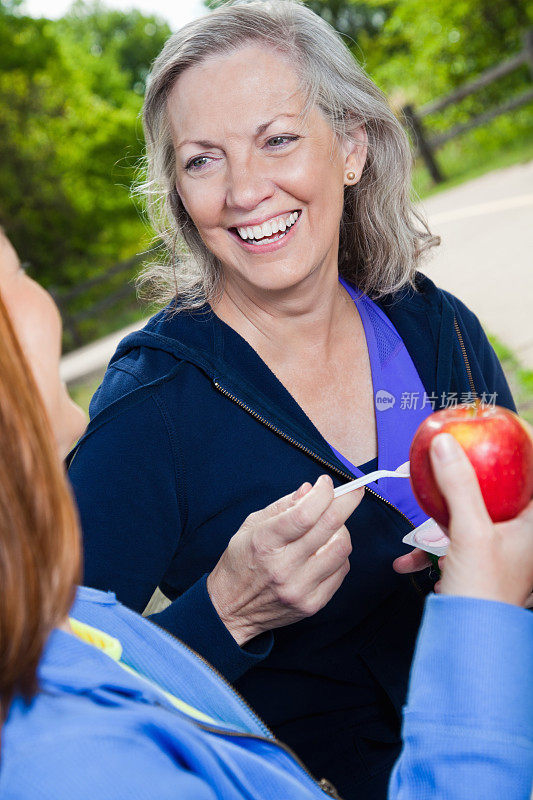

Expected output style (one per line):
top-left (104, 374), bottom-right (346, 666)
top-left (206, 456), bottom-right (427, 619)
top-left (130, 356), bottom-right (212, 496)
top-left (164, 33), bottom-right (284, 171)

top-left (329, 278), bottom-right (431, 527)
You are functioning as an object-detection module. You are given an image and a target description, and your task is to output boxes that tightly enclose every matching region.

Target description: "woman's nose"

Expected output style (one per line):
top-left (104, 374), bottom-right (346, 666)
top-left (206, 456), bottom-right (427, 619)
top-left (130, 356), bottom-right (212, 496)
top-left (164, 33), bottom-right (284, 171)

top-left (225, 158), bottom-right (275, 211)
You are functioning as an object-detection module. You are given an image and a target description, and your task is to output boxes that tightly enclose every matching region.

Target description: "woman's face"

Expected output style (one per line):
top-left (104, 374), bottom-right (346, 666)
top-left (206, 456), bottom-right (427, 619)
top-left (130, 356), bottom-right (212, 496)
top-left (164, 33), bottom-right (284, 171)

top-left (0, 233), bottom-right (87, 458)
top-left (168, 44), bottom-right (366, 297)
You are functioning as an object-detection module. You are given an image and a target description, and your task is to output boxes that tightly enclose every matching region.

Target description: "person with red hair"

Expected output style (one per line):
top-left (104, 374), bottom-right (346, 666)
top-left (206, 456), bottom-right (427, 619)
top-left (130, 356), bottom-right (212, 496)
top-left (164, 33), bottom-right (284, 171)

top-left (0, 228), bottom-right (531, 798)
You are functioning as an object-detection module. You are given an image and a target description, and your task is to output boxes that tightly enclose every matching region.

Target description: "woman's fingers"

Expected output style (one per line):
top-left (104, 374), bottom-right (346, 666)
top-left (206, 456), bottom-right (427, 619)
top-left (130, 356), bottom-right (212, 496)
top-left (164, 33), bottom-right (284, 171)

top-left (209, 474), bottom-right (365, 644)
top-left (303, 526), bottom-right (353, 584)
top-left (268, 475), bottom-right (337, 545)
top-left (255, 481), bottom-right (313, 521)
top-left (392, 548), bottom-right (431, 574)
top-left (306, 558), bottom-right (351, 616)
top-left (428, 433), bottom-right (492, 538)
top-left (292, 485), bottom-right (364, 559)
top-left (266, 475), bottom-right (363, 551)
top-left (287, 489), bottom-right (363, 597)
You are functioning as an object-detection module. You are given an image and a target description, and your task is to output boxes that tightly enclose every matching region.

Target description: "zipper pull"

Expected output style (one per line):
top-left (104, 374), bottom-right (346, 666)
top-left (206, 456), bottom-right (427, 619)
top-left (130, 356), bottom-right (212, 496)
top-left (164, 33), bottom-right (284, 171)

top-left (318, 777), bottom-right (343, 798)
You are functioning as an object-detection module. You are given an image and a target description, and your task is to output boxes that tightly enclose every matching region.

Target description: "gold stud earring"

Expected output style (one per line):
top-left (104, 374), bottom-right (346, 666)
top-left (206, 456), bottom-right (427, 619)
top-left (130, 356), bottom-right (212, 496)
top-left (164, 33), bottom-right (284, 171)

top-left (346, 171), bottom-right (356, 182)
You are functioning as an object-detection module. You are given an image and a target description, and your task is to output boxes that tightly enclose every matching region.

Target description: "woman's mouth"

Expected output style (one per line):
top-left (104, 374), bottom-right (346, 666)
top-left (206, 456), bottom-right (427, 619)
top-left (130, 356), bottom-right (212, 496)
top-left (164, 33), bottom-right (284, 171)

top-left (228, 210), bottom-right (301, 252)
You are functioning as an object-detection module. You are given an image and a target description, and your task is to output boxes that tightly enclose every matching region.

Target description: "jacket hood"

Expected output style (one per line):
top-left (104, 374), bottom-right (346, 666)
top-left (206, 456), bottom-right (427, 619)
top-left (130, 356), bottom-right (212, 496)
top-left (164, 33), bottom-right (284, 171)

top-left (71, 272), bottom-right (458, 479)
top-left (110, 272), bottom-right (450, 393)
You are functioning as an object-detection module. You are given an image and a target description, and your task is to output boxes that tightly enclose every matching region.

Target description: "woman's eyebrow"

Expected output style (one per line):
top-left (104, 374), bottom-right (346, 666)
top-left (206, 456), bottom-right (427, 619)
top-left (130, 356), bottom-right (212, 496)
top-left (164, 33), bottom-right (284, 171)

top-left (177, 113), bottom-right (300, 149)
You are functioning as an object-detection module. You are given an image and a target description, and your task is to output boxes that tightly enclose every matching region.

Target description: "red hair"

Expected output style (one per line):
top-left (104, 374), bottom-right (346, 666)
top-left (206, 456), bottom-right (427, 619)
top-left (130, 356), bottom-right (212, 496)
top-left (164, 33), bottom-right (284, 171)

top-left (0, 291), bottom-right (81, 720)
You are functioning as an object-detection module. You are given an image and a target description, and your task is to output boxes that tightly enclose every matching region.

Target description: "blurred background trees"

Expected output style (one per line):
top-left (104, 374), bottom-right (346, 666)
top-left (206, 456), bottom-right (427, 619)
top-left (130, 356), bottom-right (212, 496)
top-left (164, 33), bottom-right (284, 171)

top-left (0, 0), bottom-right (169, 295)
top-left (0, 0), bottom-right (531, 349)
top-left (306, 0), bottom-right (530, 95)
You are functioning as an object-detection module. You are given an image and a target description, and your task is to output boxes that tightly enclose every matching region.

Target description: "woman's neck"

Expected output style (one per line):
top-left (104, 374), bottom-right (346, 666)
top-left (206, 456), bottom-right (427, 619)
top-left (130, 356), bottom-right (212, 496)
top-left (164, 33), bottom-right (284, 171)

top-left (213, 268), bottom-right (354, 366)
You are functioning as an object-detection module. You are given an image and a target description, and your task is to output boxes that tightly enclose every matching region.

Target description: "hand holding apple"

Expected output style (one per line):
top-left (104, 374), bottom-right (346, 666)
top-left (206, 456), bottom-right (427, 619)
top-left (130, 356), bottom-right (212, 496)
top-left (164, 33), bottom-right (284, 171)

top-left (409, 403), bottom-right (533, 527)
top-left (426, 432), bottom-right (533, 607)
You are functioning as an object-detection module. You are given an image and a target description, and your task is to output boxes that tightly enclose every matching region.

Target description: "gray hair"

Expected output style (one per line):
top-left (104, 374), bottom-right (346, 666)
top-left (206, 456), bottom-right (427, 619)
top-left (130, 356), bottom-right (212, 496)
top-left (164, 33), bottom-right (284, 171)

top-left (136, 0), bottom-right (439, 308)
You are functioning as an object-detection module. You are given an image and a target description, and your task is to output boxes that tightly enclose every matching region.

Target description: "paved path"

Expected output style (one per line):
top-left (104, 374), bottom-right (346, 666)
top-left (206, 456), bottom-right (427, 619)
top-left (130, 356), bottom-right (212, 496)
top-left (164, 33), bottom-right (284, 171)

top-left (61, 160), bottom-right (533, 384)
top-left (418, 159), bottom-right (533, 368)
top-left (60, 318), bottom-right (150, 385)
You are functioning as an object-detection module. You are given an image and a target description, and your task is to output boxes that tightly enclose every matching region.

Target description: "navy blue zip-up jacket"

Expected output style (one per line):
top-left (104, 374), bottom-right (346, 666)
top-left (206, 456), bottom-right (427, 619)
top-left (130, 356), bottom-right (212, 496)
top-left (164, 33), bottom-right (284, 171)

top-left (68, 273), bottom-right (515, 800)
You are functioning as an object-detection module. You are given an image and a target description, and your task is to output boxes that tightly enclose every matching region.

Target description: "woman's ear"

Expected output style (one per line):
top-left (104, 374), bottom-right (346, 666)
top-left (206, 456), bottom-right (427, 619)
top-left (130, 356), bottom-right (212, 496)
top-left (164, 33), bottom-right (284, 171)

top-left (343, 124), bottom-right (368, 185)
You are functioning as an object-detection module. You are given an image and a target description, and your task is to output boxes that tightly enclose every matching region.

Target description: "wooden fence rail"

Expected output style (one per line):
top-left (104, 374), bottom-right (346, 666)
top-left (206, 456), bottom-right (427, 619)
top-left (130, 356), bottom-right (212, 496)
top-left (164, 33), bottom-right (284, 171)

top-left (403, 29), bottom-right (533, 184)
top-left (51, 252), bottom-right (146, 350)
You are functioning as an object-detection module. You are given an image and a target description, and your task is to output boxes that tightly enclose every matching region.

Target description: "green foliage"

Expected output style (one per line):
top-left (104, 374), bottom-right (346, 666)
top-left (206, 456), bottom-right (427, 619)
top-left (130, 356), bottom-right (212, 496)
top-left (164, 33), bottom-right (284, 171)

top-left (58, 1), bottom-right (171, 96)
top-left (361, 0), bottom-right (531, 99)
top-left (412, 107), bottom-right (533, 198)
top-left (0, 1), bottom-right (169, 299)
top-left (2, 0), bottom-right (532, 353)
top-left (360, 0), bottom-right (533, 189)
top-left (207, 0), bottom-right (532, 134)
top-left (488, 335), bottom-right (533, 425)
top-left (69, 371), bottom-right (105, 414)
top-left (302, 0), bottom-right (387, 42)
top-left (297, 0), bottom-right (533, 188)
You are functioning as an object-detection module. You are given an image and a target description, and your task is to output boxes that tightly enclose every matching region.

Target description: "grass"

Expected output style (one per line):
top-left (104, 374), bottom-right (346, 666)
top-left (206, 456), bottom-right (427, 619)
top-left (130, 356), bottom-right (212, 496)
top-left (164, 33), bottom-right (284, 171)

top-left (63, 299), bottom-right (151, 354)
top-left (488, 335), bottom-right (533, 425)
top-left (412, 106), bottom-right (533, 199)
top-left (69, 372), bottom-right (106, 416)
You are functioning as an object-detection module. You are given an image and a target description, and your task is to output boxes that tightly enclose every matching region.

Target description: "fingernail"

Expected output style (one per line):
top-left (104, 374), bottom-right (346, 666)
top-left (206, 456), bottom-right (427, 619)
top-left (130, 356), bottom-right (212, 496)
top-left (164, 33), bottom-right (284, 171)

top-left (293, 482), bottom-right (311, 501)
top-left (316, 474), bottom-right (332, 490)
top-left (431, 433), bottom-right (460, 464)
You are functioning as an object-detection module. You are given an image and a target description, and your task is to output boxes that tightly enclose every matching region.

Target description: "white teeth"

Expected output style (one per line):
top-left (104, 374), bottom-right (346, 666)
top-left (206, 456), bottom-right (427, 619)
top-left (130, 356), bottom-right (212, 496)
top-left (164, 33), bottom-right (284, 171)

top-left (251, 231), bottom-right (288, 245)
top-left (235, 211), bottom-right (299, 240)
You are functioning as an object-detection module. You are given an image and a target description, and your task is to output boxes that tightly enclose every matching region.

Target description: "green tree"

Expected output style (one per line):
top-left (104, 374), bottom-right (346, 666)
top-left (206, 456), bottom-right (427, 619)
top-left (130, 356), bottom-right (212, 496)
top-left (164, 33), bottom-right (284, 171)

top-left (305, 0), bottom-right (387, 44)
top-left (360, 0), bottom-right (532, 100)
top-left (0, 2), bottom-right (171, 293)
top-left (58, 0), bottom-right (171, 95)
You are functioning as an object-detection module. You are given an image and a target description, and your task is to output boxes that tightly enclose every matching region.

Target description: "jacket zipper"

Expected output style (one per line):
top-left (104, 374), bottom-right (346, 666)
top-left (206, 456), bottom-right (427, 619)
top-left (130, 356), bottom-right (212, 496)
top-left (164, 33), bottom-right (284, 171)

top-left (191, 721), bottom-right (343, 798)
top-left (147, 617), bottom-right (273, 737)
top-left (146, 616), bottom-right (342, 797)
top-left (213, 381), bottom-right (415, 529)
top-left (453, 316), bottom-right (477, 398)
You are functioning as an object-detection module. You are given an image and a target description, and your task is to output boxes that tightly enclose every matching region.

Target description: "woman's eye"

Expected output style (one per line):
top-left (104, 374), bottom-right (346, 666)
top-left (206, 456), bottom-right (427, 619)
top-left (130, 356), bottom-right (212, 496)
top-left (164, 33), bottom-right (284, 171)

top-left (185, 156), bottom-right (211, 171)
top-left (185, 137), bottom-right (298, 171)
top-left (267, 135), bottom-right (299, 148)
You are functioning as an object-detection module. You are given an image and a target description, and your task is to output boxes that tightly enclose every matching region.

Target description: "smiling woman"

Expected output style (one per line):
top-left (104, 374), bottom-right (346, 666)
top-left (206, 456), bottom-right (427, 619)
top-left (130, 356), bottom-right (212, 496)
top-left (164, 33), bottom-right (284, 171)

top-left (137, 0), bottom-right (438, 309)
top-left (164, 42), bottom-right (368, 299)
top-left (68, 2), bottom-right (519, 798)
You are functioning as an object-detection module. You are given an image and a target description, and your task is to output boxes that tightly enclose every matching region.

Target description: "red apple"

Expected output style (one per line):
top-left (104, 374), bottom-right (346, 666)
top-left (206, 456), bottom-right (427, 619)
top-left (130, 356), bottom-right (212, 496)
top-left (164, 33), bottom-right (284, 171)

top-left (409, 403), bottom-right (533, 528)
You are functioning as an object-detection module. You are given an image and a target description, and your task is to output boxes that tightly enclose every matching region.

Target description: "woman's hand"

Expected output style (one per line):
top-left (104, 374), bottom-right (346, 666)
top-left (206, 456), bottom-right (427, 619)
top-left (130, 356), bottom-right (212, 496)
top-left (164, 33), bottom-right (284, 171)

top-left (394, 432), bottom-right (533, 608)
top-left (206, 476), bottom-right (364, 645)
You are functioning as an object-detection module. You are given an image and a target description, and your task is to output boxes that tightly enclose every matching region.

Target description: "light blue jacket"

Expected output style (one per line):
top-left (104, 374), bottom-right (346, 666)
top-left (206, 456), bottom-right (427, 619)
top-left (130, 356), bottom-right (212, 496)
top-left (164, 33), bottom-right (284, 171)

top-left (1, 587), bottom-right (532, 800)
